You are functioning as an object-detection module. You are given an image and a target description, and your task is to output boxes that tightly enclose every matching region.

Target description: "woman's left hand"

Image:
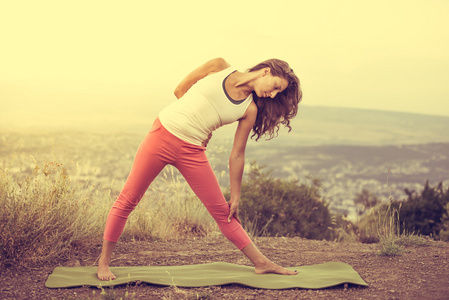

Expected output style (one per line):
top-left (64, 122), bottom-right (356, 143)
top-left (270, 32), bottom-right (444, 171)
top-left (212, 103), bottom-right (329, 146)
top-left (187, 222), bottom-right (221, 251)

top-left (228, 199), bottom-right (241, 223)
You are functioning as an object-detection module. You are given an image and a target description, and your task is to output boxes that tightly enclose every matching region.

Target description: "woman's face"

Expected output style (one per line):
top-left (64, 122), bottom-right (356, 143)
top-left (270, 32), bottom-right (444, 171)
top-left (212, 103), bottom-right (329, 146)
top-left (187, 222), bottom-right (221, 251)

top-left (255, 69), bottom-right (289, 99)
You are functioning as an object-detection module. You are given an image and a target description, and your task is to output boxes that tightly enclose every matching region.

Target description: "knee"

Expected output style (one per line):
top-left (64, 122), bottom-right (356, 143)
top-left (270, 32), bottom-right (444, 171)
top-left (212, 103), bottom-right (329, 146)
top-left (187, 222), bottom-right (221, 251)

top-left (206, 202), bottom-right (231, 223)
top-left (112, 191), bottom-right (142, 212)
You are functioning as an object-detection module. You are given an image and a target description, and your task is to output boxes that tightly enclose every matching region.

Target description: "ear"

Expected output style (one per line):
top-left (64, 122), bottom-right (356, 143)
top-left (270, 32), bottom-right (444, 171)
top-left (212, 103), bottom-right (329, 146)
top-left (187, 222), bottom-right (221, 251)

top-left (263, 67), bottom-right (271, 76)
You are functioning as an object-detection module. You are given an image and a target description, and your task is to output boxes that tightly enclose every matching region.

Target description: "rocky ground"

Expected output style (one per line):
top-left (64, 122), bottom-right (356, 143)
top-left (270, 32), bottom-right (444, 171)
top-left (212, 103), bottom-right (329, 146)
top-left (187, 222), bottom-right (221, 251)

top-left (1, 236), bottom-right (448, 299)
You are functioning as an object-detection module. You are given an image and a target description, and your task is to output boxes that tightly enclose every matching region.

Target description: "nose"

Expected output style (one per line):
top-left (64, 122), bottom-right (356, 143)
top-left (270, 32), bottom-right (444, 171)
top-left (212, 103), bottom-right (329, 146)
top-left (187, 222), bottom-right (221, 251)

top-left (270, 91), bottom-right (278, 98)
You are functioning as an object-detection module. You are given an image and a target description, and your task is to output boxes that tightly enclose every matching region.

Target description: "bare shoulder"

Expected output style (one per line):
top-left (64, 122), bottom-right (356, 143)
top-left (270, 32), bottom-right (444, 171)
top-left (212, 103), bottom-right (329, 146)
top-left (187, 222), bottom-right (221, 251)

top-left (233, 101), bottom-right (258, 152)
top-left (242, 101), bottom-right (258, 122)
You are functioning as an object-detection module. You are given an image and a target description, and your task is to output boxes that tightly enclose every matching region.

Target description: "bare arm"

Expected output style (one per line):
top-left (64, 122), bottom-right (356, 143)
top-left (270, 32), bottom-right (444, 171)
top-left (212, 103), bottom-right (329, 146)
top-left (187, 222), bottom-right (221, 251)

top-left (174, 57), bottom-right (230, 99)
top-left (228, 101), bottom-right (258, 222)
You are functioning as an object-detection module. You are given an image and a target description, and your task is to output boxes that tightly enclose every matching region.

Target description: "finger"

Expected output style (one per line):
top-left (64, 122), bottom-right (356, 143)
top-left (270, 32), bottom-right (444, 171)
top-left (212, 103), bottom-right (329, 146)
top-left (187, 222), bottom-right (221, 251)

top-left (235, 213), bottom-right (242, 224)
top-left (228, 207), bottom-right (235, 223)
top-left (233, 209), bottom-right (241, 224)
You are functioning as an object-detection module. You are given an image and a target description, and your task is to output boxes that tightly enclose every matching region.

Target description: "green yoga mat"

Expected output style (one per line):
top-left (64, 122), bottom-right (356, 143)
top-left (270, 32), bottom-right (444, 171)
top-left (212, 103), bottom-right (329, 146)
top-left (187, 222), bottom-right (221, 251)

top-left (45, 262), bottom-right (367, 289)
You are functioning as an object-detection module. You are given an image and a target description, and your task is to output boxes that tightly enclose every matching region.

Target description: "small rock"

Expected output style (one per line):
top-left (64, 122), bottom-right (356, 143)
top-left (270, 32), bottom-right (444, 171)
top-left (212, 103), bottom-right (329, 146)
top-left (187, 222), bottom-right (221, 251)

top-left (63, 259), bottom-right (81, 267)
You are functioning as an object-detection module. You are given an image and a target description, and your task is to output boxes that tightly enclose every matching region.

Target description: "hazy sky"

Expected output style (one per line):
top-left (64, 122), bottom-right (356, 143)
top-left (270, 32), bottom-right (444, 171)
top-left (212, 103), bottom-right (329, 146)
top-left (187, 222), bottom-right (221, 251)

top-left (1, 0), bottom-right (449, 124)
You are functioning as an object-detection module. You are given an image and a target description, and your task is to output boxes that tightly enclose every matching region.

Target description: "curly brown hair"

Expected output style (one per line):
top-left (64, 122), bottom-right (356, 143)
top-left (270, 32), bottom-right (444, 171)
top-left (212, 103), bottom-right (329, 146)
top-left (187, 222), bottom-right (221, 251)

top-left (249, 59), bottom-right (302, 141)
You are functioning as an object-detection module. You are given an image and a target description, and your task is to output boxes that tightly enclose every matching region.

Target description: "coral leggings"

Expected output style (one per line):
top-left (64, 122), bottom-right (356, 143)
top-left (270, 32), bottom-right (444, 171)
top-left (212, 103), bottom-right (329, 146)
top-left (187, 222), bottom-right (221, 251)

top-left (103, 118), bottom-right (252, 250)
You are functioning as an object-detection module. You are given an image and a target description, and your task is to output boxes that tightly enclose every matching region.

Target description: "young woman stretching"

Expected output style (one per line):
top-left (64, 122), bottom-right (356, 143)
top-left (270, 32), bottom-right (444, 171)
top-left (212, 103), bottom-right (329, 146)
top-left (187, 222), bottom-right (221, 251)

top-left (97, 57), bottom-right (302, 280)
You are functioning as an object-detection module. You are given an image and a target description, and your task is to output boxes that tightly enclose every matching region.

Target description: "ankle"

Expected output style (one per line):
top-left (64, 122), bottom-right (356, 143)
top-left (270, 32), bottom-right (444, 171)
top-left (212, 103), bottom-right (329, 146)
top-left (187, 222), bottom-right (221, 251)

top-left (98, 255), bottom-right (109, 266)
top-left (253, 258), bottom-right (271, 269)
top-left (241, 243), bottom-right (270, 267)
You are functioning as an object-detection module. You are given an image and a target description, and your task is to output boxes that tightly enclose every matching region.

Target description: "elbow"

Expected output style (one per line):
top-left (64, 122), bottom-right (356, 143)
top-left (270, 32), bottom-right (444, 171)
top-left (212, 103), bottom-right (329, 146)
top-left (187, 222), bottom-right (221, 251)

top-left (229, 145), bottom-right (246, 163)
top-left (229, 152), bottom-right (245, 164)
top-left (174, 89), bottom-right (182, 99)
top-left (213, 57), bottom-right (228, 68)
top-left (208, 57), bottom-right (230, 73)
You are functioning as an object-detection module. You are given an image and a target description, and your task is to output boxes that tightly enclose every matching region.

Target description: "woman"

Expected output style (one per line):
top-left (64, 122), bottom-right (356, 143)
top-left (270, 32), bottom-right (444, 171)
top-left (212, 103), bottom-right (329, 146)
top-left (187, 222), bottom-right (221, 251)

top-left (97, 57), bottom-right (302, 280)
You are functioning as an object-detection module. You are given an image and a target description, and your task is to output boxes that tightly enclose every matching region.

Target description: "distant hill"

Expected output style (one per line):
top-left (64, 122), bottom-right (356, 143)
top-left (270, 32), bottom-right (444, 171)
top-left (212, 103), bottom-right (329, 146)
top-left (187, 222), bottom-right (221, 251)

top-left (237, 105), bottom-right (449, 147)
top-left (2, 102), bottom-right (449, 147)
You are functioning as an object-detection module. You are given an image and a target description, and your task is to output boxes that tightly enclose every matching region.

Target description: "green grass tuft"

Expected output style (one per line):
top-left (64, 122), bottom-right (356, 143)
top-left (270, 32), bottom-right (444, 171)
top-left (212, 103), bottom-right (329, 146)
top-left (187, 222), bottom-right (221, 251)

top-left (395, 234), bottom-right (431, 247)
top-left (378, 238), bottom-right (404, 256)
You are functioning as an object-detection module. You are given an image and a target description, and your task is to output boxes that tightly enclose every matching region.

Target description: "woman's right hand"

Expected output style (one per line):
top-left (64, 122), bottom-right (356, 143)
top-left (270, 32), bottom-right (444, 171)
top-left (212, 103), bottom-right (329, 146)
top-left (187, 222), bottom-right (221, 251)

top-left (201, 133), bottom-right (213, 147)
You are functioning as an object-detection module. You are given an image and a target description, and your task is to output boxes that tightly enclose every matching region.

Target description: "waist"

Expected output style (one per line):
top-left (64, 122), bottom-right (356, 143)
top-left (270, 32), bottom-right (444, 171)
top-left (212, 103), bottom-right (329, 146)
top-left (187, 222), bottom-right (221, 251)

top-left (158, 112), bottom-right (212, 146)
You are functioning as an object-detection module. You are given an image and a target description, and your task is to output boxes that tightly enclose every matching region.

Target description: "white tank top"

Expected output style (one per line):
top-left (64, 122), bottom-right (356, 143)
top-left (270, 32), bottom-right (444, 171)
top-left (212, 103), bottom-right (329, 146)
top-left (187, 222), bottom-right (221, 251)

top-left (159, 67), bottom-right (253, 146)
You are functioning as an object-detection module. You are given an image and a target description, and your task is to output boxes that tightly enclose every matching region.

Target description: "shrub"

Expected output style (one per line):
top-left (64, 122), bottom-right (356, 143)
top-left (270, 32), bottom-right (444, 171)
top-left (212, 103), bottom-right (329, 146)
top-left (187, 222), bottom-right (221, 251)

top-left (439, 202), bottom-right (449, 242)
top-left (392, 181), bottom-right (449, 238)
top-left (354, 189), bottom-right (380, 215)
top-left (226, 162), bottom-right (335, 240)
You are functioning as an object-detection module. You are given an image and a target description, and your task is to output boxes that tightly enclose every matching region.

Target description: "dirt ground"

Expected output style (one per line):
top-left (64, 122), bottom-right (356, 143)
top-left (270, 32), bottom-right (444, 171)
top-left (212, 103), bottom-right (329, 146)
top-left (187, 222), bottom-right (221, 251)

top-left (1, 236), bottom-right (448, 300)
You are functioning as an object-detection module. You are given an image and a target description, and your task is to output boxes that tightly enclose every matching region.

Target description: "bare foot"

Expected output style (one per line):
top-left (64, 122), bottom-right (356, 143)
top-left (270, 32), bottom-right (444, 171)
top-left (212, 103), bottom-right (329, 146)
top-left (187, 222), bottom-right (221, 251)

top-left (255, 261), bottom-right (298, 275)
top-left (97, 264), bottom-right (117, 281)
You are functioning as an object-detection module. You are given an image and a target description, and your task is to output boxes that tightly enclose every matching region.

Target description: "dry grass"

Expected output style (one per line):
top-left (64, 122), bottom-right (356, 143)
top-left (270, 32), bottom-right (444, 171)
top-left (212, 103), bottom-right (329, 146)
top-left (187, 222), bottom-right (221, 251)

top-left (0, 159), bottom-right (108, 266)
top-left (0, 157), bottom-right (218, 267)
top-left (356, 202), bottom-right (431, 256)
top-left (123, 166), bottom-right (218, 241)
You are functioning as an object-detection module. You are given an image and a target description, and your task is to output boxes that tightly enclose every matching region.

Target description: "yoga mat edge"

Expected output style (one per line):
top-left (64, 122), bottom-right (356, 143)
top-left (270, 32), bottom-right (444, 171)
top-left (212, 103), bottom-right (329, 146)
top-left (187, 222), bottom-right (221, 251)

top-left (45, 261), bottom-right (368, 290)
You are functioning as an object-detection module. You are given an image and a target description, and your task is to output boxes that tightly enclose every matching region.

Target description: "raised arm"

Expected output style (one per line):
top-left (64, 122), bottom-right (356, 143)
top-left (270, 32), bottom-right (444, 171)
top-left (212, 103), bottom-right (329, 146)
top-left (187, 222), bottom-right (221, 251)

top-left (227, 101), bottom-right (258, 223)
top-left (174, 57), bottom-right (230, 99)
